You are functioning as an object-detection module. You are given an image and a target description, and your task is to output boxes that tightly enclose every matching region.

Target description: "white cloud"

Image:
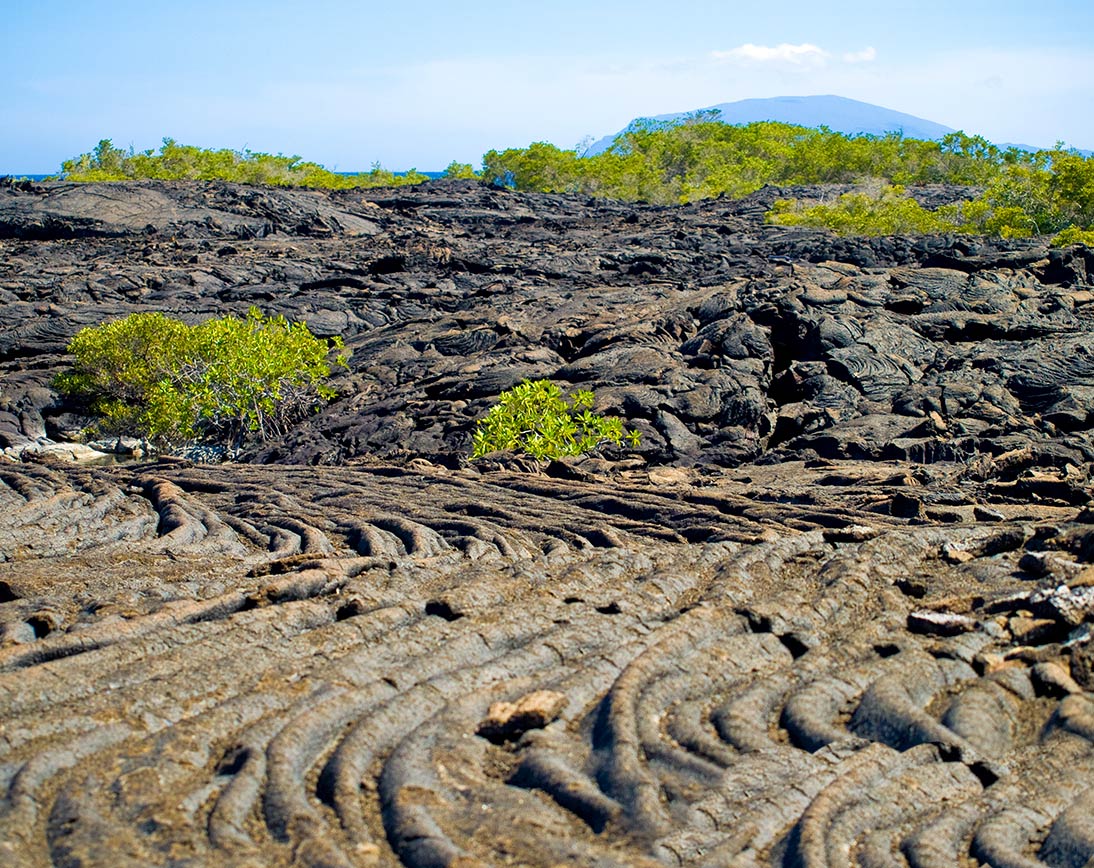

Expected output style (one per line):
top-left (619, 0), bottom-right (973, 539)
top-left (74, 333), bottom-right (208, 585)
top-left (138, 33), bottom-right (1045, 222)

top-left (710, 43), bottom-right (879, 68)
top-left (842, 47), bottom-right (877, 64)
top-left (711, 43), bottom-right (830, 66)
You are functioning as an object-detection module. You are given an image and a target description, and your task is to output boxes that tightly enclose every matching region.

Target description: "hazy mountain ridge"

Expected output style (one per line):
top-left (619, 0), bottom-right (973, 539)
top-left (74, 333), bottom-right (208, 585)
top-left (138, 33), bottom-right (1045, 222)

top-left (586, 94), bottom-right (1090, 156)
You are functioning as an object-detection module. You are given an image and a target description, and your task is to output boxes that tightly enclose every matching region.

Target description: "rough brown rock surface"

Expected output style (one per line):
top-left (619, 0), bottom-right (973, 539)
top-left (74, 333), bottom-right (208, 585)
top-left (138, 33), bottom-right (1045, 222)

top-left (3, 178), bottom-right (1094, 866)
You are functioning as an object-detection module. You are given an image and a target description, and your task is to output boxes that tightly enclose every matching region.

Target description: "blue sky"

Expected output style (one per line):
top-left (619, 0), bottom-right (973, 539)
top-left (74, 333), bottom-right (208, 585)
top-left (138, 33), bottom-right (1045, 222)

top-left (3, 0), bottom-right (1093, 172)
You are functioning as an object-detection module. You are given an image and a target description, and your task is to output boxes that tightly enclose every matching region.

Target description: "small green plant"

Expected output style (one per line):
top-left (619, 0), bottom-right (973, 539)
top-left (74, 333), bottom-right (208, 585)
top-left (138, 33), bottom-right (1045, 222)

top-left (1051, 225), bottom-right (1094, 247)
top-left (442, 161), bottom-right (480, 179)
top-left (55, 308), bottom-right (345, 449)
top-left (767, 185), bottom-right (960, 236)
top-left (471, 379), bottom-right (640, 461)
top-left (60, 138), bottom-right (431, 189)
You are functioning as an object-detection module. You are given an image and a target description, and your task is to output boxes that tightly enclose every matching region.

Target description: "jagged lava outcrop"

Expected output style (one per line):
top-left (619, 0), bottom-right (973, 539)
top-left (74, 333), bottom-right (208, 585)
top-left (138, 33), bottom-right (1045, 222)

top-left (2, 178), bottom-right (1094, 866)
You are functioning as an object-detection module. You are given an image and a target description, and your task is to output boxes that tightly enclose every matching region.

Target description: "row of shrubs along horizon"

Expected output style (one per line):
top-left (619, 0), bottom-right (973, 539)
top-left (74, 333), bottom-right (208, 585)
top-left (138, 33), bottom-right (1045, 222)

top-left (50, 119), bottom-right (1094, 245)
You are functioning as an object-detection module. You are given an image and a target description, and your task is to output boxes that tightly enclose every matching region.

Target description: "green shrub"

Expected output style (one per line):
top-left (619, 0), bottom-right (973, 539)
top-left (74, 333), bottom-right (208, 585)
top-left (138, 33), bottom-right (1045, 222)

top-left (471, 379), bottom-right (640, 460)
top-left (442, 161), bottom-right (480, 179)
top-left (767, 185), bottom-right (959, 236)
top-left (60, 138), bottom-right (430, 190)
top-left (1052, 225), bottom-right (1094, 247)
top-left (765, 146), bottom-right (1094, 240)
top-left (55, 308), bottom-right (345, 449)
top-left (482, 121), bottom-right (1032, 205)
top-left (484, 120), bottom-right (1094, 239)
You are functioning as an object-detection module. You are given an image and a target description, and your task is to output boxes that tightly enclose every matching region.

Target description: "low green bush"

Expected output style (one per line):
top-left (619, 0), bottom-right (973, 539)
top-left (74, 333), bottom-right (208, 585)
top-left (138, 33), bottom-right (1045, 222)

top-left (60, 139), bottom-right (431, 189)
top-left (442, 161), bottom-right (480, 179)
top-left (471, 379), bottom-right (640, 461)
top-left (766, 150), bottom-right (1094, 240)
top-left (482, 122), bottom-right (1035, 205)
top-left (55, 308), bottom-right (345, 449)
top-left (1051, 225), bottom-right (1094, 247)
top-left (767, 184), bottom-right (958, 236)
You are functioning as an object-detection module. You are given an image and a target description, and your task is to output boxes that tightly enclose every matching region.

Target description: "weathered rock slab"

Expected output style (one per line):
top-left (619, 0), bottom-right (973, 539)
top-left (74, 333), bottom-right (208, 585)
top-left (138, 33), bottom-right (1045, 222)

top-left (2, 178), bottom-right (1094, 866)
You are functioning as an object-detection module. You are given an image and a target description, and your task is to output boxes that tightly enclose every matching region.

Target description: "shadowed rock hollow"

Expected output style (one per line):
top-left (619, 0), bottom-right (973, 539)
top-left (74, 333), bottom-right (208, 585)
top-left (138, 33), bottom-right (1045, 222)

top-left (3, 178), bottom-right (1094, 866)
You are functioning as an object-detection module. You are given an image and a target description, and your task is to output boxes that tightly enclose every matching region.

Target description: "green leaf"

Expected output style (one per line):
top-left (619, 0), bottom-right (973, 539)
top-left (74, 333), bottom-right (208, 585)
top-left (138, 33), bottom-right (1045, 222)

top-left (470, 379), bottom-right (640, 462)
top-left (54, 310), bottom-right (343, 451)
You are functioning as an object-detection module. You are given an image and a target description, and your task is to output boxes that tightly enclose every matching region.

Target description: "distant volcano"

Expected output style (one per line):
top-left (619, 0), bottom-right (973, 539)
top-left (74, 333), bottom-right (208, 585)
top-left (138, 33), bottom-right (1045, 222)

top-left (584, 95), bottom-right (956, 155)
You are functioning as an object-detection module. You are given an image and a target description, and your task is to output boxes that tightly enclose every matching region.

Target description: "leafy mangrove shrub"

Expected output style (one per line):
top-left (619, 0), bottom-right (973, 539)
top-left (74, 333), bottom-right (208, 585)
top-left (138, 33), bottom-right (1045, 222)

top-left (484, 118), bottom-right (1094, 239)
top-left (481, 121), bottom-right (1031, 205)
top-left (442, 161), bottom-right (480, 179)
top-left (767, 185), bottom-right (959, 236)
top-left (471, 379), bottom-right (640, 460)
top-left (767, 148), bottom-right (1094, 239)
top-left (55, 308), bottom-right (345, 449)
top-left (1052, 226), bottom-right (1094, 248)
top-left (60, 139), bottom-right (430, 189)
